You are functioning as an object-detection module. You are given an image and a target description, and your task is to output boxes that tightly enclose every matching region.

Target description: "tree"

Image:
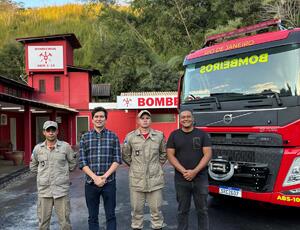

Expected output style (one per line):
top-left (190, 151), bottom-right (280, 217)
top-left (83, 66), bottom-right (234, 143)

top-left (0, 42), bottom-right (25, 81)
top-left (262, 0), bottom-right (300, 27)
top-left (0, 1), bottom-right (279, 96)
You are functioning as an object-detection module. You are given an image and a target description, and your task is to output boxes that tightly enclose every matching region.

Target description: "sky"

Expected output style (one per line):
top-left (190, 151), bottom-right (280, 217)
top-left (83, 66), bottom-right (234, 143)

top-left (16, 0), bottom-right (82, 8)
top-left (16, 0), bottom-right (129, 8)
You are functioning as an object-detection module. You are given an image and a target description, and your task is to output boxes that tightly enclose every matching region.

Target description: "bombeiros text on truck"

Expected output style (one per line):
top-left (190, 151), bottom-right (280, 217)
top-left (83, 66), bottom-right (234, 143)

top-left (178, 19), bottom-right (300, 207)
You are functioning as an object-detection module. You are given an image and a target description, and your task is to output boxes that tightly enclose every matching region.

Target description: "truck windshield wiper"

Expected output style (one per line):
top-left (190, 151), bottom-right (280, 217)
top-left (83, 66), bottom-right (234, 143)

top-left (210, 96), bottom-right (221, 109)
top-left (197, 96), bottom-right (221, 109)
top-left (245, 91), bottom-right (283, 106)
top-left (210, 92), bottom-right (244, 97)
top-left (185, 95), bottom-right (221, 109)
top-left (210, 91), bottom-right (283, 106)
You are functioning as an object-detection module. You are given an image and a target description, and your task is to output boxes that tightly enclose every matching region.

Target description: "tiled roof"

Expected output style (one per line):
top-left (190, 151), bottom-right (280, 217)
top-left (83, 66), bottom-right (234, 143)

top-left (0, 93), bottom-right (78, 113)
top-left (0, 75), bottom-right (34, 91)
top-left (67, 66), bottom-right (101, 75)
top-left (120, 91), bottom-right (177, 96)
top-left (16, 33), bottom-right (81, 49)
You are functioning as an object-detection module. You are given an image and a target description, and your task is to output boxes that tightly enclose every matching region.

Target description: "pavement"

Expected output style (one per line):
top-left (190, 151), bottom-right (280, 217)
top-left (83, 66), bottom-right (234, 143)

top-left (0, 158), bottom-right (27, 188)
top-left (0, 164), bottom-right (179, 230)
top-left (0, 163), bottom-right (299, 230)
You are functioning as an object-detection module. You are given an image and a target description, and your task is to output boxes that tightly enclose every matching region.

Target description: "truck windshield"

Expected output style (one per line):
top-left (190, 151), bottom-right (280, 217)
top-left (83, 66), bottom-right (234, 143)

top-left (182, 44), bottom-right (300, 102)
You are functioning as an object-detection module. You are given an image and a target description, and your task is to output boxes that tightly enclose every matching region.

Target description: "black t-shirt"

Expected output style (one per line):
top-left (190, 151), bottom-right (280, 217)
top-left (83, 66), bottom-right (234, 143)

top-left (167, 128), bottom-right (211, 181)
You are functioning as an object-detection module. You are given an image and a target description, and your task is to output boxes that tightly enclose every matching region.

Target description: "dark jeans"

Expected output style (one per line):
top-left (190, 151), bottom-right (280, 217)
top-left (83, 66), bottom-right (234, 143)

top-left (85, 180), bottom-right (117, 230)
top-left (175, 178), bottom-right (209, 230)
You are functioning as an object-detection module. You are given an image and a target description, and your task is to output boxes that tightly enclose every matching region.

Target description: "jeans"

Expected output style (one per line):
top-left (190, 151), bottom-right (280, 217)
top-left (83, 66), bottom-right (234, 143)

top-left (85, 180), bottom-right (117, 230)
top-left (175, 178), bottom-right (209, 230)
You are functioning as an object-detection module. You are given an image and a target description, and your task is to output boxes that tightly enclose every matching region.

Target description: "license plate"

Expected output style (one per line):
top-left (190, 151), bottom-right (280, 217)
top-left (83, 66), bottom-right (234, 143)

top-left (219, 186), bottom-right (242, 198)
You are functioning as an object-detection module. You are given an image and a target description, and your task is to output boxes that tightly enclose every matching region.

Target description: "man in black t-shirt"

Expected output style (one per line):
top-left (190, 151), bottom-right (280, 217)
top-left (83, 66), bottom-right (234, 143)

top-left (167, 109), bottom-right (212, 230)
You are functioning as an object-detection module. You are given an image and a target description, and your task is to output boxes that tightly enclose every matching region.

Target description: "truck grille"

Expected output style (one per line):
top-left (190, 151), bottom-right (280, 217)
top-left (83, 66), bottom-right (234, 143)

top-left (212, 149), bottom-right (255, 162)
top-left (209, 145), bottom-right (283, 192)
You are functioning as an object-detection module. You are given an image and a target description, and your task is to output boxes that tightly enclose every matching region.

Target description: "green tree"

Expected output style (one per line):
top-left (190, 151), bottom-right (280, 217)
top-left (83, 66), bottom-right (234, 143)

top-left (0, 1), bottom-right (278, 97)
top-left (0, 42), bottom-right (25, 81)
top-left (262, 0), bottom-right (300, 27)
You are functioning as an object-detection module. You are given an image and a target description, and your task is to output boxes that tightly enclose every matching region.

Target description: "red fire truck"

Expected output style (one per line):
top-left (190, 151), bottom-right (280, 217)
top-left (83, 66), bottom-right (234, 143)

top-left (178, 19), bottom-right (300, 207)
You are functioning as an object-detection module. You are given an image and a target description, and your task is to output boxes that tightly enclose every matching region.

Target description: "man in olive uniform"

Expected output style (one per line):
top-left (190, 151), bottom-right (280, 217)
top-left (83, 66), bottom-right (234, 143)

top-left (122, 110), bottom-right (167, 230)
top-left (30, 120), bottom-right (77, 230)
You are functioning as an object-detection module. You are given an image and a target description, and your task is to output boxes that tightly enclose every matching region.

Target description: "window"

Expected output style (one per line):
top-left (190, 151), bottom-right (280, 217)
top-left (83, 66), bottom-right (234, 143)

top-left (76, 116), bottom-right (89, 144)
top-left (54, 76), bottom-right (61, 91)
top-left (182, 44), bottom-right (300, 102)
top-left (151, 114), bottom-right (175, 123)
top-left (35, 116), bottom-right (49, 143)
top-left (39, 80), bottom-right (45, 93)
top-left (4, 87), bottom-right (22, 97)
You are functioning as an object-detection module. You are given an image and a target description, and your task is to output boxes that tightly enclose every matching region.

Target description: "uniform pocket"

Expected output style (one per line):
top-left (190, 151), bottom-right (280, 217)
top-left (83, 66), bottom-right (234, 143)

top-left (151, 142), bottom-right (160, 152)
top-left (38, 176), bottom-right (50, 186)
top-left (130, 168), bottom-right (144, 179)
top-left (132, 143), bottom-right (142, 156)
top-left (55, 175), bottom-right (69, 185)
top-left (54, 152), bottom-right (66, 167)
top-left (149, 164), bottom-right (162, 177)
top-left (38, 154), bottom-right (48, 173)
top-left (129, 169), bottom-right (144, 189)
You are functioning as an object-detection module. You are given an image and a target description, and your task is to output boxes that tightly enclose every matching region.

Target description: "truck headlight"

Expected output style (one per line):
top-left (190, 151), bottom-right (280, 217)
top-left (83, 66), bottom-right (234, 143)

top-left (283, 157), bottom-right (300, 186)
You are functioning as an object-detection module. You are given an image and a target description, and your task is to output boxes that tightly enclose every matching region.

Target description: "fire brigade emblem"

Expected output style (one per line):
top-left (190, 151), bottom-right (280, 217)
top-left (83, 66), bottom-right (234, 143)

top-left (39, 51), bottom-right (52, 64)
top-left (123, 98), bottom-right (132, 107)
top-left (223, 114), bottom-right (233, 124)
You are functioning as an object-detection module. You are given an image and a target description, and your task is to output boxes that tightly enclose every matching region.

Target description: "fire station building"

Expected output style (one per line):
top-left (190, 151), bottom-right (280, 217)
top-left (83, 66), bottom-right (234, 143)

top-left (0, 34), bottom-right (178, 169)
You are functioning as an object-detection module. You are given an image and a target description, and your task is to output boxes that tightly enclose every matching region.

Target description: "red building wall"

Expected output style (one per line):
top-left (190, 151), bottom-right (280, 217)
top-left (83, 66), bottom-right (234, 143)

top-left (69, 72), bottom-right (90, 109)
top-left (29, 73), bottom-right (70, 105)
top-left (151, 121), bottom-right (178, 140)
top-left (105, 110), bottom-right (137, 142)
top-left (66, 42), bottom-right (74, 66)
top-left (86, 109), bottom-right (178, 143)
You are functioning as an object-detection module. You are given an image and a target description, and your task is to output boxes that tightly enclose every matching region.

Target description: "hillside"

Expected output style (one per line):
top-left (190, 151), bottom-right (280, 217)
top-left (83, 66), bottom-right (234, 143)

top-left (0, 0), bottom-right (298, 97)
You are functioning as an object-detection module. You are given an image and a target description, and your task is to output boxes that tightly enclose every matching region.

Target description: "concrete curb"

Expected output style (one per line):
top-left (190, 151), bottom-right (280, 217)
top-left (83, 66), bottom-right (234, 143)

top-left (0, 166), bottom-right (30, 189)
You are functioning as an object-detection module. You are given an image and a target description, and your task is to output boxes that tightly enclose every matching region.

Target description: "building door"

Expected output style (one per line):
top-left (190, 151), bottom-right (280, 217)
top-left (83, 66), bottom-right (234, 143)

top-left (10, 118), bottom-right (16, 150)
top-left (76, 116), bottom-right (89, 144)
top-left (36, 116), bottom-right (49, 144)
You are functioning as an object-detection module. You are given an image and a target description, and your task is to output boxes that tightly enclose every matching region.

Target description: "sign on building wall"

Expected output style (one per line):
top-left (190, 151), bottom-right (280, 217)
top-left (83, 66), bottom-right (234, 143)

top-left (117, 95), bottom-right (178, 109)
top-left (28, 46), bottom-right (64, 70)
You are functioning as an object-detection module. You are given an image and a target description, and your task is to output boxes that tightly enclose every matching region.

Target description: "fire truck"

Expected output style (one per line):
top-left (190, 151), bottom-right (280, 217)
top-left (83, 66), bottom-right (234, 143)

top-left (178, 19), bottom-right (300, 207)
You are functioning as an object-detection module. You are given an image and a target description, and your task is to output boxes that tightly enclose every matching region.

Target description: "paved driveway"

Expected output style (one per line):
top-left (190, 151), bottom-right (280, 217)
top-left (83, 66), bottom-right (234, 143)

top-left (0, 164), bottom-right (298, 230)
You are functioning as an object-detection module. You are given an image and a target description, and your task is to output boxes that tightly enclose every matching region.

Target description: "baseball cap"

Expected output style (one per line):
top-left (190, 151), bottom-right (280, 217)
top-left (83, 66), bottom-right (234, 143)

top-left (43, 121), bottom-right (58, 130)
top-left (137, 110), bottom-right (151, 118)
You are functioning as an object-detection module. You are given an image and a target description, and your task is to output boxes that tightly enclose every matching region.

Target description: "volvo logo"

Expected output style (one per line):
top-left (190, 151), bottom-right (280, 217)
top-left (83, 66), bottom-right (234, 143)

top-left (205, 112), bottom-right (254, 126)
top-left (223, 114), bottom-right (233, 124)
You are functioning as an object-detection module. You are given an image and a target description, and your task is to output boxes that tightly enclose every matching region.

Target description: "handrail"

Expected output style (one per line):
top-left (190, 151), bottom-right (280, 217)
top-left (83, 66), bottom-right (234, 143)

top-left (204, 19), bottom-right (283, 47)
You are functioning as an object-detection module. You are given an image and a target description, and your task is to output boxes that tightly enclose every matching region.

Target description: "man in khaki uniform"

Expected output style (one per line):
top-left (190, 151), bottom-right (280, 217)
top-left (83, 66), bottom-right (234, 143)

top-left (122, 110), bottom-right (167, 230)
top-left (30, 121), bottom-right (77, 230)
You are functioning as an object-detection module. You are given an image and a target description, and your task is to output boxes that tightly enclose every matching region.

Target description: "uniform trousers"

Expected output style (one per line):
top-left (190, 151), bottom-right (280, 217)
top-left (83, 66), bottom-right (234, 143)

top-left (130, 188), bottom-right (164, 229)
top-left (37, 195), bottom-right (71, 230)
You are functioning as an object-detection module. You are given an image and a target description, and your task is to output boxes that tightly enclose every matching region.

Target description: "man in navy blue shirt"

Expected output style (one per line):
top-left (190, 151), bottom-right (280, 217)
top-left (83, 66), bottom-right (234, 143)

top-left (79, 106), bottom-right (122, 230)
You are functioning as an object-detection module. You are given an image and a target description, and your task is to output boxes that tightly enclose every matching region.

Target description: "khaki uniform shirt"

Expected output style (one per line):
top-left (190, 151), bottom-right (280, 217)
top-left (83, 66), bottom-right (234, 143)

top-left (122, 129), bottom-right (167, 192)
top-left (30, 140), bottom-right (77, 199)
